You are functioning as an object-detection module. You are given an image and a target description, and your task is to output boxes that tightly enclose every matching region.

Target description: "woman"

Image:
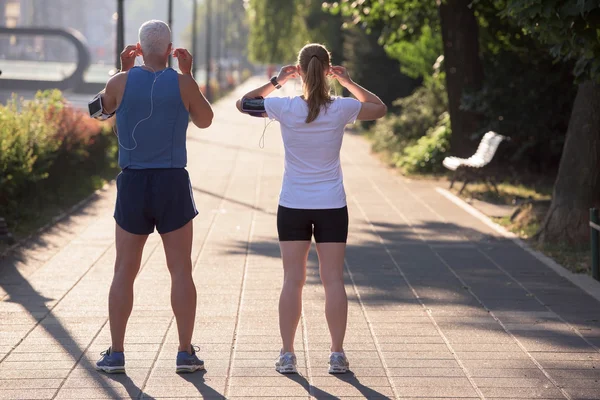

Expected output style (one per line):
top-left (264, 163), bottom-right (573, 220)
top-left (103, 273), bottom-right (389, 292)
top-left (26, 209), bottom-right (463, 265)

top-left (94, 20), bottom-right (213, 374)
top-left (235, 43), bottom-right (386, 374)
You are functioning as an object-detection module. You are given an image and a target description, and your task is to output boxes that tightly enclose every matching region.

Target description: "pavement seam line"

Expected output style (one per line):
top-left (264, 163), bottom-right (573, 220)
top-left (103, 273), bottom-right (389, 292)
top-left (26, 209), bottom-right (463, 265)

top-left (54, 238), bottom-right (163, 400)
top-left (399, 180), bottom-right (600, 353)
top-left (300, 307), bottom-right (314, 398)
top-left (349, 194), bottom-right (485, 400)
top-left (369, 167), bottom-right (575, 399)
top-left (342, 141), bottom-right (485, 399)
top-left (0, 241), bottom-right (114, 366)
top-left (436, 187), bottom-right (600, 345)
top-left (477, 249), bottom-right (600, 353)
top-left (223, 154), bottom-right (263, 398)
top-left (343, 257), bottom-right (400, 400)
top-left (429, 246), bottom-right (573, 400)
top-left (138, 147), bottom-right (242, 399)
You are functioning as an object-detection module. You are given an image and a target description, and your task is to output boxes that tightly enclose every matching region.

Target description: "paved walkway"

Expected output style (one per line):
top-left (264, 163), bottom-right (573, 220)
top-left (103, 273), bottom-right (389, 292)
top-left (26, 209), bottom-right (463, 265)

top-left (1, 79), bottom-right (600, 399)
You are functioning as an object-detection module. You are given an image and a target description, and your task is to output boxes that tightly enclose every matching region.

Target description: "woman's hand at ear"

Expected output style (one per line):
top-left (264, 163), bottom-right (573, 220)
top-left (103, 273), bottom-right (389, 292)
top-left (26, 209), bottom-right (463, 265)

top-left (330, 66), bottom-right (353, 88)
top-left (276, 65), bottom-right (298, 85)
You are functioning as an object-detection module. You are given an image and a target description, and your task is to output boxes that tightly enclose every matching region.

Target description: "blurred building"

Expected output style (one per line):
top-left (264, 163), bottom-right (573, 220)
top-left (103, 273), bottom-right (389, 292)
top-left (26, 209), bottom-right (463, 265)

top-left (0, 0), bottom-right (114, 63)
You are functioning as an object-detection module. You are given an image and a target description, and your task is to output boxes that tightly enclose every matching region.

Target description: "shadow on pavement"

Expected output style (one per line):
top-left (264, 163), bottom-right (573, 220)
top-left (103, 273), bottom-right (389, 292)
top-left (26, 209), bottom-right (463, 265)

top-left (104, 373), bottom-right (155, 399)
top-left (333, 372), bottom-right (393, 399)
top-left (282, 373), bottom-right (336, 399)
top-left (222, 217), bottom-right (600, 396)
top-left (176, 370), bottom-right (225, 399)
top-left (0, 265), bottom-right (149, 399)
top-left (192, 186), bottom-right (276, 216)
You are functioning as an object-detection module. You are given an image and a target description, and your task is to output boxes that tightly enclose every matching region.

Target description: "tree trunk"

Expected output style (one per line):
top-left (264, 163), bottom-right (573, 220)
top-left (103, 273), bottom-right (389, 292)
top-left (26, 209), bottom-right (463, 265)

top-left (539, 81), bottom-right (600, 244)
top-left (439, 0), bottom-right (484, 158)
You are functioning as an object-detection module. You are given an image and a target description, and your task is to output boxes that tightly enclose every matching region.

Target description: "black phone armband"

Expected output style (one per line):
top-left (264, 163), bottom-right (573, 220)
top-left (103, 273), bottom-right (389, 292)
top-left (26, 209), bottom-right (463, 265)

top-left (241, 96), bottom-right (266, 117)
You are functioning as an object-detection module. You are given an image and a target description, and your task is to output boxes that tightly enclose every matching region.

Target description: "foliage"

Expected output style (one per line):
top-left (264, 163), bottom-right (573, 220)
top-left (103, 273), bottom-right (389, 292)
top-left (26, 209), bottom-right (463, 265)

top-left (395, 112), bottom-right (452, 174)
top-left (342, 24), bottom-right (420, 108)
top-left (461, 49), bottom-right (576, 173)
top-left (324, 0), bottom-right (441, 80)
top-left (303, 0), bottom-right (345, 64)
top-left (370, 69), bottom-right (447, 156)
top-left (386, 25), bottom-right (443, 80)
top-left (500, 0), bottom-right (600, 82)
top-left (181, 0), bottom-right (250, 66)
top-left (0, 90), bottom-right (116, 229)
top-left (324, 0), bottom-right (439, 44)
top-left (247, 0), bottom-right (308, 64)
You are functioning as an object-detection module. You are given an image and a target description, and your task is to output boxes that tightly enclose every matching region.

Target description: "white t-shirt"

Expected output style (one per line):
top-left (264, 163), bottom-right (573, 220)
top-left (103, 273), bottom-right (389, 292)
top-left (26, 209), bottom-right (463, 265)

top-left (264, 96), bottom-right (362, 209)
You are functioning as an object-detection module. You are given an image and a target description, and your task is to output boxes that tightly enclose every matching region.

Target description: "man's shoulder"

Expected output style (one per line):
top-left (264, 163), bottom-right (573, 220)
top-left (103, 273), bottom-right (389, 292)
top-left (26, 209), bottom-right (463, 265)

top-left (107, 71), bottom-right (129, 88)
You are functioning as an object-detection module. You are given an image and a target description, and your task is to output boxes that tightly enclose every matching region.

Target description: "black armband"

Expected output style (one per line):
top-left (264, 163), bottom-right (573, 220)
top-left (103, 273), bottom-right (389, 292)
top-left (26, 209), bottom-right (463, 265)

top-left (241, 96), bottom-right (266, 117)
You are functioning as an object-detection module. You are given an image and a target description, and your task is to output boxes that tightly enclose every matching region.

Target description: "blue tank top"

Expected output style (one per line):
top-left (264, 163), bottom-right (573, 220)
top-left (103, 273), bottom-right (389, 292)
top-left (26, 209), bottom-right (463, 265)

top-left (115, 66), bottom-right (189, 169)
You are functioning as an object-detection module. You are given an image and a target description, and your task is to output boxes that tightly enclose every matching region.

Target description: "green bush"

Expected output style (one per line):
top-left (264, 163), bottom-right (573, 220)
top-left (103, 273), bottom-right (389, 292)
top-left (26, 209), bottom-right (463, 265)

top-left (0, 90), bottom-right (117, 232)
top-left (370, 69), bottom-right (447, 156)
top-left (395, 112), bottom-right (451, 174)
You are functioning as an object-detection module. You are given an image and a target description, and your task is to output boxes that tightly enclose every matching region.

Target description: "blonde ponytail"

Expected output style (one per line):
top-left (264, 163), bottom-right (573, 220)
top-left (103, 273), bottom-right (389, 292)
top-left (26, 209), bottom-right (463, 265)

top-left (298, 44), bottom-right (332, 123)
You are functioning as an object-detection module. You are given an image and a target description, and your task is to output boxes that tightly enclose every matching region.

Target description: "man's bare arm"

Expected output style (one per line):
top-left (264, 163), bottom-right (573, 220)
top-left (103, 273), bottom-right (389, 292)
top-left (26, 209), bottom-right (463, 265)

top-left (101, 72), bottom-right (128, 115)
top-left (179, 73), bottom-right (213, 129)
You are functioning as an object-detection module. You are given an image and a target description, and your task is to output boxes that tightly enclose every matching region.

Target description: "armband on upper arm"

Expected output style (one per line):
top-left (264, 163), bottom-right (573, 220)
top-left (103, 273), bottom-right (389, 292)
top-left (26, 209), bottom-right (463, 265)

top-left (88, 93), bottom-right (115, 121)
top-left (241, 96), bottom-right (266, 117)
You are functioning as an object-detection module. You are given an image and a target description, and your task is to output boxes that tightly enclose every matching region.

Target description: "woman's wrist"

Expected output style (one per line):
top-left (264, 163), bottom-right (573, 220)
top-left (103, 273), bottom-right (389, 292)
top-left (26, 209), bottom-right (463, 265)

top-left (341, 79), bottom-right (355, 89)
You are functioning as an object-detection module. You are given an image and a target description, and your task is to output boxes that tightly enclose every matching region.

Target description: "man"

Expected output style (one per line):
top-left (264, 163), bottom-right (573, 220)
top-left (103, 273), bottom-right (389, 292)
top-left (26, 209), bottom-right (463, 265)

top-left (93, 20), bottom-right (213, 374)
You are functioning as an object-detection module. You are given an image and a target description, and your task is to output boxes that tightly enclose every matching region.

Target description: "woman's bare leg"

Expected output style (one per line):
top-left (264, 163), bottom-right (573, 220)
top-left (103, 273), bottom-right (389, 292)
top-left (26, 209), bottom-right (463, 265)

top-left (316, 242), bottom-right (347, 353)
top-left (278, 241), bottom-right (311, 353)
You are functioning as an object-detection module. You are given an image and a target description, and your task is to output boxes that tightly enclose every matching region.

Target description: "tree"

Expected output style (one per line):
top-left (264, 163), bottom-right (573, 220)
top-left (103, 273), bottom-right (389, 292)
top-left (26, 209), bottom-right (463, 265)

top-left (342, 24), bottom-right (419, 107)
top-left (503, 0), bottom-right (600, 244)
top-left (438, 0), bottom-right (483, 157)
top-left (247, 0), bottom-right (307, 64)
top-left (325, 0), bottom-right (484, 156)
top-left (182, 0), bottom-right (249, 67)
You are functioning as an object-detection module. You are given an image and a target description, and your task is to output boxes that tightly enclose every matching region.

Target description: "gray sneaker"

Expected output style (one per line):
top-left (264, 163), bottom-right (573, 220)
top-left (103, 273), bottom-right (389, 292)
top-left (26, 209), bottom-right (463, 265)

top-left (275, 352), bottom-right (297, 374)
top-left (328, 352), bottom-right (349, 374)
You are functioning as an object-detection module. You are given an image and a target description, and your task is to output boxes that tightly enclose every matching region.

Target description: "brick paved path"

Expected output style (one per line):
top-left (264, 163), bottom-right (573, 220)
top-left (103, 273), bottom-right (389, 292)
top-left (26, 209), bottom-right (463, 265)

top-left (1, 79), bottom-right (599, 399)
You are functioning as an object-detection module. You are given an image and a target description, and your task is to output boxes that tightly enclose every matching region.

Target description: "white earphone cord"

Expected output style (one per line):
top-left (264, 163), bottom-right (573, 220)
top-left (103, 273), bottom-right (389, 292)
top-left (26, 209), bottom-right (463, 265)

top-left (259, 117), bottom-right (275, 149)
top-left (113, 65), bottom-right (167, 151)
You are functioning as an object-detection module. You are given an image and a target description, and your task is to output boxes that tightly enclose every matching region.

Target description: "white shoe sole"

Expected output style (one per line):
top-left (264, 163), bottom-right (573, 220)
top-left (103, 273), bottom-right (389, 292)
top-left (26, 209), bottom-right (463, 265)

top-left (276, 364), bottom-right (297, 374)
top-left (176, 364), bottom-right (205, 373)
top-left (95, 365), bottom-right (125, 374)
top-left (328, 364), bottom-right (349, 374)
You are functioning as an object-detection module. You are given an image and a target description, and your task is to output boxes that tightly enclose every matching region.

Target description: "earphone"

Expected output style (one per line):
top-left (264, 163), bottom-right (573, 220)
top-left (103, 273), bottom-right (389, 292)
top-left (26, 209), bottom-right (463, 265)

top-left (259, 117), bottom-right (275, 149)
top-left (113, 63), bottom-right (167, 151)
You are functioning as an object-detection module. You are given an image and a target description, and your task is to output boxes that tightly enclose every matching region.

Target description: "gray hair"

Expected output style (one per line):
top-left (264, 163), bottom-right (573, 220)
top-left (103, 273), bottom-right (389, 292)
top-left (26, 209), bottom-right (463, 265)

top-left (138, 20), bottom-right (171, 55)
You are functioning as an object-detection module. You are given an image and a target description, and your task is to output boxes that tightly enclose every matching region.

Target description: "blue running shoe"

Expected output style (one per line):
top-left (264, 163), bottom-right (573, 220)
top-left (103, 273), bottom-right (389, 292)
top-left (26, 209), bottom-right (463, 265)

top-left (176, 345), bottom-right (205, 373)
top-left (96, 348), bottom-right (125, 374)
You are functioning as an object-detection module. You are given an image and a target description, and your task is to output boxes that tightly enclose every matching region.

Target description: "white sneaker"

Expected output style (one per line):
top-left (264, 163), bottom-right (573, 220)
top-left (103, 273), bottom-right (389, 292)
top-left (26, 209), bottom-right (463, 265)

top-left (275, 351), bottom-right (297, 374)
top-left (328, 352), bottom-right (349, 374)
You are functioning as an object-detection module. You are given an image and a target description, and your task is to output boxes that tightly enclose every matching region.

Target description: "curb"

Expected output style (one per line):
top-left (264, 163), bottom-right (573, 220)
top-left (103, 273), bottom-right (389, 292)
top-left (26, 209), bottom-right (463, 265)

top-left (0, 182), bottom-right (112, 260)
top-left (435, 187), bottom-right (600, 304)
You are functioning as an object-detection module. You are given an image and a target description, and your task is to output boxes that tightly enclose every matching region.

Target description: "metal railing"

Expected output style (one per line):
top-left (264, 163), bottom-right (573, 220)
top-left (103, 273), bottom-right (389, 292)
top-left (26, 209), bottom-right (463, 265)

top-left (591, 208), bottom-right (599, 281)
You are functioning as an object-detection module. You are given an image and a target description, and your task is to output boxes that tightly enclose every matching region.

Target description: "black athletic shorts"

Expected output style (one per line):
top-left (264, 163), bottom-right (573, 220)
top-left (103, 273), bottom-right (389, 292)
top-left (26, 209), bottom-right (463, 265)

top-left (277, 205), bottom-right (349, 243)
top-left (114, 168), bottom-right (198, 235)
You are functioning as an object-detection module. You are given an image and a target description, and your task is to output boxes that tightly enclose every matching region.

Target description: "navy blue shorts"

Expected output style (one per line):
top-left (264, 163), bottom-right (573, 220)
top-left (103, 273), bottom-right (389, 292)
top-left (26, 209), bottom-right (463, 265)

top-left (114, 168), bottom-right (198, 235)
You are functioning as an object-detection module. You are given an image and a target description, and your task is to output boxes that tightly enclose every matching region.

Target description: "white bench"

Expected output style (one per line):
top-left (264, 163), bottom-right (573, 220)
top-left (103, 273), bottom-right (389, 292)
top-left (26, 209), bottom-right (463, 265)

top-left (442, 131), bottom-right (509, 194)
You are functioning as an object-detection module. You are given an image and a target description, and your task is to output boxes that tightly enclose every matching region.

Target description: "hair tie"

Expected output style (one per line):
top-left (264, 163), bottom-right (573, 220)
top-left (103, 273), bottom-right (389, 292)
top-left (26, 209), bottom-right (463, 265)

top-left (311, 55), bottom-right (318, 60)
